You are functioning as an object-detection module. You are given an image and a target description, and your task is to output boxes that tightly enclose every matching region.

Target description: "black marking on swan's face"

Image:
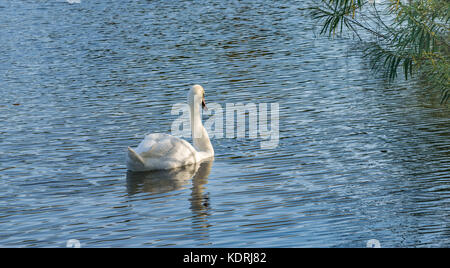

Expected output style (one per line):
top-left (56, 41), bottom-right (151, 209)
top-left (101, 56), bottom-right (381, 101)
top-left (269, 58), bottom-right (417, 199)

top-left (201, 92), bottom-right (207, 111)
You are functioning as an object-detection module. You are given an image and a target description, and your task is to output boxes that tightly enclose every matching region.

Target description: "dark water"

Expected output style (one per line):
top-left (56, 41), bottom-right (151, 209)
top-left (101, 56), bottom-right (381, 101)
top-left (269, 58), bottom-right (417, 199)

top-left (0, 0), bottom-right (449, 247)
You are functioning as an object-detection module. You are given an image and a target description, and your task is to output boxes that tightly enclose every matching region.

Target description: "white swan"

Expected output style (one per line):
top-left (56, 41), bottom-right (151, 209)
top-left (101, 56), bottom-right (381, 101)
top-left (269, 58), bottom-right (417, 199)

top-left (127, 85), bottom-right (214, 171)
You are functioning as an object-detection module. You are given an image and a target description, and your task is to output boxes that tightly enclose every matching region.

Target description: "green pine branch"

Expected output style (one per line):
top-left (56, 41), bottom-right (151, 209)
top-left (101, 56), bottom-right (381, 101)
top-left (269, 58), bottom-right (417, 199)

top-left (304, 0), bottom-right (450, 104)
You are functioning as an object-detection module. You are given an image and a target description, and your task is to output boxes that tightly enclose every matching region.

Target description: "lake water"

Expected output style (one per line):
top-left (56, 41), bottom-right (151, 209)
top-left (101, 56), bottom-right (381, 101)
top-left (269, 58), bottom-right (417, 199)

top-left (0, 0), bottom-right (449, 248)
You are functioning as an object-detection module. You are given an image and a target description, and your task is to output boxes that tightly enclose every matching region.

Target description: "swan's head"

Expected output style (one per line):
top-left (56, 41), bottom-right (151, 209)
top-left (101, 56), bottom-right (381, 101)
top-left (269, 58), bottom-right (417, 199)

top-left (189, 84), bottom-right (207, 111)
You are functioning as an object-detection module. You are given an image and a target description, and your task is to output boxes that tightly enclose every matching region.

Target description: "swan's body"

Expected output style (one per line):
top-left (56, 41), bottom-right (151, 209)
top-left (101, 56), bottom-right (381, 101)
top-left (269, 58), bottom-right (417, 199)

top-left (127, 85), bottom-right (214, 171)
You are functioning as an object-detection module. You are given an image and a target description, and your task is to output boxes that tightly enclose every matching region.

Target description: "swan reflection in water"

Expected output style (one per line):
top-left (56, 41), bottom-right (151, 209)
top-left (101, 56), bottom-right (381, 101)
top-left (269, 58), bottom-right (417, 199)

top-left (126, 160), bottom-right (213, 196)
top-left (126, 160), bottom-right (213, 241)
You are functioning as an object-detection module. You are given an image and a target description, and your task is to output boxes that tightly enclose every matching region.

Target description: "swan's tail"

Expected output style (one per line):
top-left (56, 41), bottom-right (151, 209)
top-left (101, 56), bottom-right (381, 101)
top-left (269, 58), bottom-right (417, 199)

top-left (127, 147), bottom-right (145, 167)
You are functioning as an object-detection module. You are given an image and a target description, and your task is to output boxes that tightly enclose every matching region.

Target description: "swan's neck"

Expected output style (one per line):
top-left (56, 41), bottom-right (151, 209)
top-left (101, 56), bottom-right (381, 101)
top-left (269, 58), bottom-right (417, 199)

top-left (189, 96), bottom-right (214, 157)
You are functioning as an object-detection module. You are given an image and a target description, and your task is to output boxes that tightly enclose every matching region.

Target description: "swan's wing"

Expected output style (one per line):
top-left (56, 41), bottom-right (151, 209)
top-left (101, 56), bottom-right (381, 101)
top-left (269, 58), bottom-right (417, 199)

top-left (136, 133), bottom-right (196, 157)
top-left (131, 133), bottom-right (198, 170)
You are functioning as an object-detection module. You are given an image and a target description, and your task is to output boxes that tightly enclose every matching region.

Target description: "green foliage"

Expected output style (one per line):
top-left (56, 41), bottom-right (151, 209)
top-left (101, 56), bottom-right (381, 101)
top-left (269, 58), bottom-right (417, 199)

top-left (304, 0), bottom-right (450, 104)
